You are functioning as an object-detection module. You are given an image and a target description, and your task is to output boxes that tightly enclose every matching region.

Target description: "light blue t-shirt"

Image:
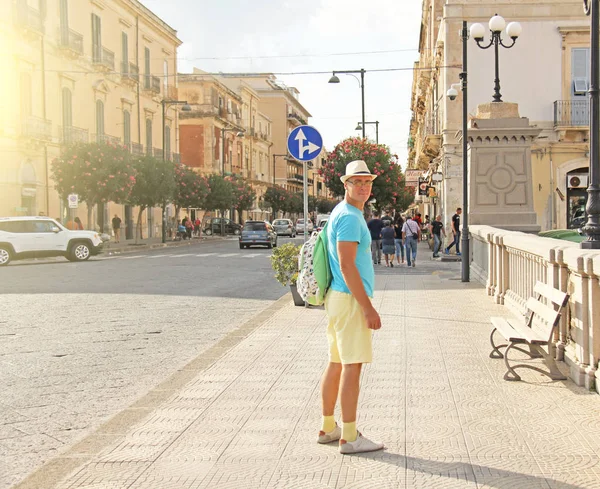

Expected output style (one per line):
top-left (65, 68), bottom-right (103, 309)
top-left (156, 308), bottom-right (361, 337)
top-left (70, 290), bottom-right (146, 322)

top-left (327, 201), bottom-right (375, 298)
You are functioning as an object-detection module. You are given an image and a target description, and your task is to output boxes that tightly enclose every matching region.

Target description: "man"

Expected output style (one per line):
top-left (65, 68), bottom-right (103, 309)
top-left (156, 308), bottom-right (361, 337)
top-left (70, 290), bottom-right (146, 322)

top-left (367, 211), bottom-right (384, 265)
top-left (319, 160), bottom-right (384, 454)
top-left (402, 215), bottom-right (421, 267)
top-left (445, 207), bottom-right (462, 256)
top-left (430, 215), bottom-right (446, 258)
top-left (112, 214), bottom-right (122, 243)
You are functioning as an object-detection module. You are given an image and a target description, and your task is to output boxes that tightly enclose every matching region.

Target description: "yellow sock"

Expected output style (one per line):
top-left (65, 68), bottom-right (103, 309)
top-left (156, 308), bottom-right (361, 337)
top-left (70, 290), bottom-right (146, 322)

top-left (321, 415), bottom-right (336, 433)
top-left (342, 421), bottom-right (357, 442)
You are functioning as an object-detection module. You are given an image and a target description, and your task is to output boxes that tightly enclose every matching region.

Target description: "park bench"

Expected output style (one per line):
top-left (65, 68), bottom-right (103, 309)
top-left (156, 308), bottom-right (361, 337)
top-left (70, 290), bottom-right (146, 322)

top-left (489, 281), bottom-right (569, 382)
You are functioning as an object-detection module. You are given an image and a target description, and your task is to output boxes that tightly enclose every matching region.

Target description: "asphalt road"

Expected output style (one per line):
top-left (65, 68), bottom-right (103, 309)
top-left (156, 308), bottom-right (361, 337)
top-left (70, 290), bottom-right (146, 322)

top-left (0, 236), bottom-right (302, 489)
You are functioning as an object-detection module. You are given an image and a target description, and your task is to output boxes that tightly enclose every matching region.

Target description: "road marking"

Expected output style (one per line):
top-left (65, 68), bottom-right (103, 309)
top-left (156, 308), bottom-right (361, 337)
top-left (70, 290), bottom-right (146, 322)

top-left (244, 254), bottom-right (262, 258)
top-left (119, 255), bottom-right (144, 259)
top-left (217, 253), bottom-right (239, 258)
top-left (195, 253), bottom-right (216, 257)
top-left (169, 253), bottom-right (194, 258)
top-left (148, 255), bottom-right (169, 259)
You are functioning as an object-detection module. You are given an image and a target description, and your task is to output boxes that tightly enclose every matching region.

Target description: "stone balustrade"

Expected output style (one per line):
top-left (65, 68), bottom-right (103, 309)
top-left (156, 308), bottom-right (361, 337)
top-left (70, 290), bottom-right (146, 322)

top-left (470, 225), bottom-right (600, 394)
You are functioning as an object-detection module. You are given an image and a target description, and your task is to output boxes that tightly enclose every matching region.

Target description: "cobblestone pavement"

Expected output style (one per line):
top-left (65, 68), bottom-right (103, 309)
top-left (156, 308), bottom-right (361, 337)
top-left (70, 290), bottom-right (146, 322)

top-left (9, 245), bottom-right (600, 488)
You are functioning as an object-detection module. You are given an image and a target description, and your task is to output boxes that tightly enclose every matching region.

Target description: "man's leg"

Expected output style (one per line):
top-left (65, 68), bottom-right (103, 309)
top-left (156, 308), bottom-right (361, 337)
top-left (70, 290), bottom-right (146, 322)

top-left (405, 241), bottom-right (411, 266)
top-left (321, 362), bottom-right (342, 419)
top-left (371, 240), bottom-right (378, 264)
top-left (456, 231), bottom-right (461, 254)
top-left (340, 363), bottom-right (362, 442)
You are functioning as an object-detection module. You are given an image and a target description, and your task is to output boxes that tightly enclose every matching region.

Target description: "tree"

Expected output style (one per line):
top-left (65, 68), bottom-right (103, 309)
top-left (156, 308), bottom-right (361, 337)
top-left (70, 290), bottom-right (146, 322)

top-left (263, 186), bottom-right (287, 220)
top-left (318, 137), bottom-right (408, 212)
top-left (51, 142), bottom-right (136, 230)
top-left (127, 155), bottom-right (177, 243)
top-left (316, 198), bottom-right (338, 214)
top-left (308, 195), bottom-right (317, 213)
top-left (173, 164), bottom-right (210, 220)
top-left (284, 191), bottom-right (303, 216)
top-left (229, 176), bottom-right (256, 224)
top-left (205, 175), bottom-right (234, 235)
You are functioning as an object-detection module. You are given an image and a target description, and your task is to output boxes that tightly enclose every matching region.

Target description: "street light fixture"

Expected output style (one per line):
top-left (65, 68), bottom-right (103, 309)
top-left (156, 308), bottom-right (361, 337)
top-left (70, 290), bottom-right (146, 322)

top-left (328, 69), bottom-right (366, 138)
top-left (161, 99), bottom-right (191, 243)
top-left (581, 0), bottom-right (600, 249)
top-left (470, 14), bottom-right (522, 102)
top-left (356, 121), bottom-right (379, 144)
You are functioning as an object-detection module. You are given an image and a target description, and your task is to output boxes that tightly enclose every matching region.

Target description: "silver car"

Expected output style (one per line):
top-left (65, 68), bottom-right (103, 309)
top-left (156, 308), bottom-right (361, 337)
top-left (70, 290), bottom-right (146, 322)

top-left (272, 219), bottom-right (296, 237)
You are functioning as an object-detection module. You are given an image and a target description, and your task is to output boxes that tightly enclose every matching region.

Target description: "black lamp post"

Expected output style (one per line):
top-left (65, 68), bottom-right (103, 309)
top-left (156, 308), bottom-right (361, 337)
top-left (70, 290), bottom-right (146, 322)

top-left (329, 69), bottom-right (366, 138)
top-left (470, 14), bottom-right (522, 103)
top-left (356, 121), bottom-right (379, 143)
top-left (161, 99), bottom-right (191, 243)
top-left (582, 0), bottom-right (600, 249)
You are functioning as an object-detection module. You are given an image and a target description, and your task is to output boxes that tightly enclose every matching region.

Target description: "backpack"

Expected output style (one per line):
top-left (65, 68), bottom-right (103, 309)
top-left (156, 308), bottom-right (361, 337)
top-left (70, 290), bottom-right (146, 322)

top-left (296, 222), bottom-right (332, 306)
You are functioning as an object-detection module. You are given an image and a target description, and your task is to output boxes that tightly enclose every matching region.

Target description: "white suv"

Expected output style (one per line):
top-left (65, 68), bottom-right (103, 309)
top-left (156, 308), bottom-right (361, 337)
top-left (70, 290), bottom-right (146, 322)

top-left (0, 217), bottom-right (104, 266)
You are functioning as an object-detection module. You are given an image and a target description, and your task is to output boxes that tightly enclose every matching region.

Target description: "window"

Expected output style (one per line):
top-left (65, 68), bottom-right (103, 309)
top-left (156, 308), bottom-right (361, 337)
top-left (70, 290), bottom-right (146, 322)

top-left (95, 100), bottom-right (104, 136)
top-left (62, 88), bottom-right (72, 142)
top-left (572, 48), bottom-right (590, 96)
top-left (165, 125), bottom-right (171, 157)
top-left (163, 60), bottom-right (168, 94)
top-left (0, 221), bottom-right (27, 233)
top-left (91, 14), bottom-right (102, 63)
top-left (123, 110), bottom-right (131, 146)
top-left (145, 119), bottom-right (152, 154)
top-left (144, 47), bottom-right (151, 88)
top-left (121, 32), bottom-right (129, 74)
top-left (59, 0), bottom-right (69, 46)
top-left (243, 222), bottom-right (267, 231)
top-left (20, 73), bottom-right (32, 118)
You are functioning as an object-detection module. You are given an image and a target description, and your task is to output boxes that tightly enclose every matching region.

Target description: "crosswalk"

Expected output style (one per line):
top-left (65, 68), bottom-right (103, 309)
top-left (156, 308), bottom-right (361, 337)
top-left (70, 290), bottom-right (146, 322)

top-left (102, 251), bottom-right (271, 261)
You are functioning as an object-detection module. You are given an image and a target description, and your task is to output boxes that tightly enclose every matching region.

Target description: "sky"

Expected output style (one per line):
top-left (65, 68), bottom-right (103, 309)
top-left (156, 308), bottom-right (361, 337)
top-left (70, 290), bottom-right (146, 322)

top-left (141, 0), bottom-right (423, 169)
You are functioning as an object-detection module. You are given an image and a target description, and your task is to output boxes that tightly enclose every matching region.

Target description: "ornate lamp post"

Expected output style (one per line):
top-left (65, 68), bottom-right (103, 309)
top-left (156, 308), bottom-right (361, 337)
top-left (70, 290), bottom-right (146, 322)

top-left (470, 15), bottom-right (522, 103)
top-left (581, 0), bottom-right (600, 249)
top-left (328, 69), bottom-right (366, 137)
top-left (355, 121), bottom-right (379, 143)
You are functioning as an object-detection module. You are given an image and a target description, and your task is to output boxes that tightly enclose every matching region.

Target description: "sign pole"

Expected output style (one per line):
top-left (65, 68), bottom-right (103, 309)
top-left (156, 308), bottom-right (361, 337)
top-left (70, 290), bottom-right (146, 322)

top-left (303, 161), bottom-right (309, 243)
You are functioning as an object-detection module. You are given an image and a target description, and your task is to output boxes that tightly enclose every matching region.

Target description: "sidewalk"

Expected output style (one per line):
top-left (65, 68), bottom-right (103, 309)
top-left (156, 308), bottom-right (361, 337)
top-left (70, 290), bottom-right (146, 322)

top-left (102, 234), bottom-right (228, 255)
top-left (15, 243), bottom-right (600, 489)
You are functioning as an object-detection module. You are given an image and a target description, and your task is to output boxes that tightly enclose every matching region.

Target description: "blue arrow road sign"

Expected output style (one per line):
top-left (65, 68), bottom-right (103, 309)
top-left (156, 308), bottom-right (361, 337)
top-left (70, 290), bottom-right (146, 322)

top-left (287, 125), bottom-right (323, 162)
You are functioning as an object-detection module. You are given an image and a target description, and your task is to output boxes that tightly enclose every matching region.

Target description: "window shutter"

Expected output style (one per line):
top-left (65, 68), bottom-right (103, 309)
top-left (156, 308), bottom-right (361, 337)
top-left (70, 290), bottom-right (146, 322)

top-left (165, 125), bottom-right (171, 157)
top-left (62, 88), bottom-right (72, 127)
top-left (92, 14), bottom-right (101, 62)
top-left (59, 0), bottom-right (68, 45)
top-left (96, 100), bottom-right (104, 136)
top-left (121, 32), bottom-right (128, 73)
top-left (20, 73), bottom-right (32, 117)
top-left (123, 110), bottom-right (131, 146)
top-left (144, 47), bottom-right (151, 88)
top-left (146, 119), bottom-right (152, 154)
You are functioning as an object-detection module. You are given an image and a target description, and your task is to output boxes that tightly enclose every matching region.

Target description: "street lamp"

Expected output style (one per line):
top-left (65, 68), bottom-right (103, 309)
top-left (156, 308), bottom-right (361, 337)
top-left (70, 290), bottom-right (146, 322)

top-left (470, 14), bottom-right (522, 102)
top-left (446, 21), bottom-right (470, 282)
top-left (581, 0), bottom-right (600, 249)
top-left (161, 99), bottom-right (191, 243)
top-left (356, 121), bottom-right (379, 143)
top-left (329, 69), bottom-right (366, 138)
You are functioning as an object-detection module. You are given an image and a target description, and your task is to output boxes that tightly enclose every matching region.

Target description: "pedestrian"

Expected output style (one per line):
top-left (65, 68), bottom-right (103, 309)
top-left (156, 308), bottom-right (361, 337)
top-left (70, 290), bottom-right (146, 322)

top-left (394, 214), bottom-right (405, 264)
top-left (319, 159), bottom-right (384, 455)
top-left (185, 218), bottom-right (194, 239)
top-left (112, 214), bottom-right (122, 243)
top-left (74, 217), bottom-right (83, 230)
top-left (194, 217), bottom-right (201, 237)
top-left (367, 211), bottom-right (384, 265)
top-left (430, 214), bottom-right (446, 258)
top-left (445, 207), bottom-right (462, 256)
top-left (381, 221), bottom-right (396, 267)
top-left (402, 215), bottom-right (421, 267)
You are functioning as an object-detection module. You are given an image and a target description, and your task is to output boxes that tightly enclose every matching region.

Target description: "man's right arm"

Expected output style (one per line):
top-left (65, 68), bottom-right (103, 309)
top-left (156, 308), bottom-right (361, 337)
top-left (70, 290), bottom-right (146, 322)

top-left (338, 241), bottom-right (381, 330)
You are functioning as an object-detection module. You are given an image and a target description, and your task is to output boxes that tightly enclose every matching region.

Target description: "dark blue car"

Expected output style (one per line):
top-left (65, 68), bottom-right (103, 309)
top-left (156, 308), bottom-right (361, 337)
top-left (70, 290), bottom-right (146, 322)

top-left (239, 221), bottom-right (278, 249)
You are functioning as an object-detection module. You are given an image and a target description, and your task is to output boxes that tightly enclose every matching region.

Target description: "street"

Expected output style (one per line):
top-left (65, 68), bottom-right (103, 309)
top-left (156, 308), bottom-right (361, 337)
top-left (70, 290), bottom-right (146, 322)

top-left (0, 236), bottom-right (300, 489)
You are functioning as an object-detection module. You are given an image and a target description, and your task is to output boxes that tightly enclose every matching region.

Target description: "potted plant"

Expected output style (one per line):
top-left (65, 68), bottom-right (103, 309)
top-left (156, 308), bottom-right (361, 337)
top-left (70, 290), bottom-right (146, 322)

top-left (270, 242), bottom-right (304, 306)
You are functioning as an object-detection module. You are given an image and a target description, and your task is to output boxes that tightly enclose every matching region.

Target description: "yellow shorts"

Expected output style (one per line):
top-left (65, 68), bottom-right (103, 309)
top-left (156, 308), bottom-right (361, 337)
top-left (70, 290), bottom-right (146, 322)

top-left (325, 290), bottom-right (373, 365)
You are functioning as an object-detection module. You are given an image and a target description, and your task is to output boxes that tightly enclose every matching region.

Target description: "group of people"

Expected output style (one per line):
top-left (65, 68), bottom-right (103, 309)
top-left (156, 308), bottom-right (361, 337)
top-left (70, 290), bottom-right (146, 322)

top-left (178, 216), bottom-right (202, 240)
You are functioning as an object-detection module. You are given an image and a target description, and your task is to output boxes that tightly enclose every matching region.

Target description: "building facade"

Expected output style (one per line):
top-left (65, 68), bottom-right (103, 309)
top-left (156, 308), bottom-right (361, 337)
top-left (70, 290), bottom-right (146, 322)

top-left (0, 0), bottom-right (181, 237)
top-left (409, 0), bottom-right (590, 232)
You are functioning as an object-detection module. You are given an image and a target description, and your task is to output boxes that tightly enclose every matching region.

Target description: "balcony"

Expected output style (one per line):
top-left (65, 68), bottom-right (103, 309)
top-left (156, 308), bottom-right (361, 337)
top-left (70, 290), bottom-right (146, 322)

top-left (60, 125), bottom-right (89, 144)
top-left (287, 174), bottom-right (304, 183)
top-left (93, 47), bottom-right (115, 71)
top-left (287, 112), bottom-right (307, 126)
top-left (554, 100), bottom-right (589, 127)
top-left (94, 133), bottom-right (122, 146)
top-left (129, 142), bottom-right (144, 155)
top-left (143, 75), bottom-right (161, 95)
top-left (13, 2), bottom-right (44, 35)
top-left (153, 147), bottom-right (163, 158)
top-left (22, 116), bottom-right (52, 141)
top-left (58, 28), bottom-right (83, 56)
top-left (122, 62), bottom-right (139, 85)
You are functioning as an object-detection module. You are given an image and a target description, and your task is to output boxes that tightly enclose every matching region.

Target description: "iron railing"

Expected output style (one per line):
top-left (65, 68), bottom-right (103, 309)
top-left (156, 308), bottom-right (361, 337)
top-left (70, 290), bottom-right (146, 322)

top-left (58, 28), bottom-right (83, 55)
top-left (554, 99), bottom-right (589, 127)
top-left (93, 47), bottom-right (115, 71)
top-left (144, 75), bottom-right (161, 94)
top-left (129, 142), bottom-right (144, 155)
top-left (60, 125), bottom-right (89, 144)
top-left (14, 2), bottom-right (43, 33)
top-left (122, 62), bottom-right (139, 83)
top-left (95, 133), bottom-right (122, 146)
top-left (22, 116), bottom-right (52, 140)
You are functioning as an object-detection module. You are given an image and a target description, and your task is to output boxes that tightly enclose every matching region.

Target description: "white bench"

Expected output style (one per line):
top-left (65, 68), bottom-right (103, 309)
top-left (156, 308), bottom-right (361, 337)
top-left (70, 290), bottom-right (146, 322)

top-left (489, 281), bottom-right (569, 382)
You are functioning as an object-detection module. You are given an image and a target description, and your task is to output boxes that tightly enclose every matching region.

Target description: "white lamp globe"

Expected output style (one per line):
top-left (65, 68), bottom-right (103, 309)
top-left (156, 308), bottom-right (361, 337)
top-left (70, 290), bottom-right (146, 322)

top-left (506, 21), bottom-right (522, 39)
top-left (489, 14), bottom-right (506, 33)
top-left (470, 23), bottom-right (486, 41)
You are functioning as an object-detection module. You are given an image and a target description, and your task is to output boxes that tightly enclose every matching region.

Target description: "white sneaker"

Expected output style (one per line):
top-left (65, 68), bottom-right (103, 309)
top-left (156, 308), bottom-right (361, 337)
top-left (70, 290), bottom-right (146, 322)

top-left (317, 424), bottom-right (341, 444)
top-left (339, 432), bottom-right (384, 454)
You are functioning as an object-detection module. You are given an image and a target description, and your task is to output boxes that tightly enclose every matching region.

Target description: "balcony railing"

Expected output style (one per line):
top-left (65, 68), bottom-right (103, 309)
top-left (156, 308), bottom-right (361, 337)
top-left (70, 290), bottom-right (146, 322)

top-left (94, 133), bottom-right (122, 146)
top-left (22, 116), bottom-right (52, 140)
top-left (122, 62), bottom-right (139, 84)
top-left (153, 147), bottom-right (163, 158)
top-left (287, 112), bottom-right (307, 125)
top-left (58, 28), bottom-right (83, 55)
top-left (14, 3), bottom-right (44, 34)
top-left (144, 75), bottom-right (161, 94)
top-left (554, 99), bottom-right (589, 127)
top-left (60, 125), bottom-right (89, 144)
top-left (129, 142), bottom-right (144, 155)
top-left (93, 47), bottom-right (115, 71)
top-left (172, 153), bottom-right (181, 164)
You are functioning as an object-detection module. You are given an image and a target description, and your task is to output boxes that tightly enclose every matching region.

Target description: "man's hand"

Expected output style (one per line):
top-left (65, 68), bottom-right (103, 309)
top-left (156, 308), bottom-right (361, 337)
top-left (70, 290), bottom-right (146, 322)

top-left (363, 305), bottom-right (382, 330)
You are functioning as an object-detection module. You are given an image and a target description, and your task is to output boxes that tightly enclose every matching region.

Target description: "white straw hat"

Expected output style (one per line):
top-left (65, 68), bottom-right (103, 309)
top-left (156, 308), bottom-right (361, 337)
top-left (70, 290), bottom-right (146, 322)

top-left (340, 160), bottom-right (378, 183)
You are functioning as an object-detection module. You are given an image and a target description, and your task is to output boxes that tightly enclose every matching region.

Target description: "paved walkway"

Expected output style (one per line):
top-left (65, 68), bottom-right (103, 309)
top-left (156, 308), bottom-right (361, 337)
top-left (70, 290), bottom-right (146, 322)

top-left (14, 244), bottom-right (600, 489)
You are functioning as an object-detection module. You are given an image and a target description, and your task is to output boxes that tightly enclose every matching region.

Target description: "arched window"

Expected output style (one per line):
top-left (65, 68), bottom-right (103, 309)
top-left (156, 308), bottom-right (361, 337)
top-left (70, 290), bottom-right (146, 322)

top-left (96, 100), bottom-right (105, 137)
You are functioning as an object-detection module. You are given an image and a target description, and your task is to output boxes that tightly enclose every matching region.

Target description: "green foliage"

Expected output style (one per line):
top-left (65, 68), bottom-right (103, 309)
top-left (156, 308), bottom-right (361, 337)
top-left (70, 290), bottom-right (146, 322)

top-left (173, 164), bottom-right (211, 210)
top-left (229, 176), bottom-right (256, 213)
top-left (205, 174), bottom-right (234, 212)
top-left (263, 186), bottom-right (288, 216)
top-left (270, 242), bottom-right (301, 286)
top-left (318, 137), bottom-right (410, 212)
top-left (316, 198), bottom-right (337, 214)
top-left (51, 142), bottom-right (136, 205)
top-left (128, 155), bottom-right (177, 209)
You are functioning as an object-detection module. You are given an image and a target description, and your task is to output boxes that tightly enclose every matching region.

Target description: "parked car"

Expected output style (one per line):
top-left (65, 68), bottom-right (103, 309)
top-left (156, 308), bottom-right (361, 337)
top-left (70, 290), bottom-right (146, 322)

top-left (202, 217), bottom-right (242, 236)
top-left (272, 219), bottom-right (296, 237)
top-left (316, 218), bottom-right (329, 232)
top-left (295, 218), bottom-right (314, 234)
top-left (0, 217), bottom-right (104, 266)
top-left (239, 221), bottom-right (278, 249)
